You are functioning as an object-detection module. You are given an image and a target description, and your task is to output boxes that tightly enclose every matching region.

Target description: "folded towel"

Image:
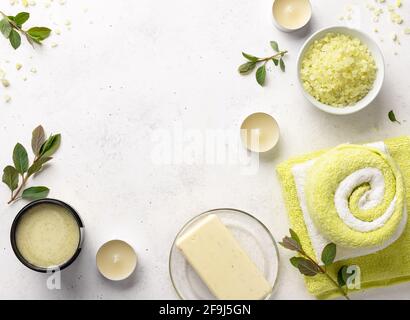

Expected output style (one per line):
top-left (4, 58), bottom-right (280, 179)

top-left (276, 136), bottom-right (410, 299)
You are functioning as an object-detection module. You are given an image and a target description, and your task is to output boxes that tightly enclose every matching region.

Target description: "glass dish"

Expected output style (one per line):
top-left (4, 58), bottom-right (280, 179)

top-left (169, 208), bottom-right (279, 300)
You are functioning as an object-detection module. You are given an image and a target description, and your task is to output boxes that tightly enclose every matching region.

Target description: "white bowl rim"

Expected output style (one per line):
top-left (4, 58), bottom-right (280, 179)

top-left (296, 25), bottom-right (385, 115)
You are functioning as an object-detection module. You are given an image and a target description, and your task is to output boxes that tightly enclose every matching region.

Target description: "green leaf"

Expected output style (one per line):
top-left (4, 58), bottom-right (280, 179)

top-left (270, 41), bottom-right (279, 52)
top-left (27, 27), bottom-right (51, 42)
top-left (27, 156), bottom-right (52, 177)
top-left (40, 134), bottom-right (61, 158)
top-left (13, 143), bottom-right (29, 174)
top-left (321, 243), bottom-right (337, 266)
top-left (297, 259), bottom-right (322, 276)
top-left (290, 256), bottom-right (305, 268)
top-left (337, 265), bottom-right (349, 287)
top-left (14, 12), bottom-right (30, 27)
top-left (279, 58), bottom-right (286, 72)
top-left (238, 61), bottom-right (256, 75)
top-left (25, 33), bottom-right (37, 45)
top-left (242, 52), bottom-right (259, 62)
top-left (272, 58), bottom-right (279, 66)
top-left (9, 29), bottom-right (21, 49)
top-left (289, 229), bottom-right (301, 247)
top-left (31, 125), bottom-right (46, 156)
top-left (2, 166), bottom-right (19, 191)
top-left (255, 65), bottom-right (266, 86)
top-left (388, 110), bottom-right (401, 124)
top-left (0, 19), bottom-right (12, 39)
top-left (279, 236), bottom-right (302, 252)
top-left (22, 186), bottom-right (49, 200)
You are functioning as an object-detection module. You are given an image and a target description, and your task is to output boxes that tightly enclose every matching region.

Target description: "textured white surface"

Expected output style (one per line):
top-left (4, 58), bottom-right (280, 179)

top-left (0, 0), bottom-right (409, 300)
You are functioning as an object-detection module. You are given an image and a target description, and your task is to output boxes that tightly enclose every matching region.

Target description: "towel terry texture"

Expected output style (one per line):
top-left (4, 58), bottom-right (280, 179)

top-left (276, 136), bottom-right (410, 299)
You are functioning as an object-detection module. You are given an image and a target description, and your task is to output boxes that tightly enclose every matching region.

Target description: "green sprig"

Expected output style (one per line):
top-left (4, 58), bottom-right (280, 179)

top-left (2, 125), bottom-right (61, 204)
top-left (238, 40), bottom-right (288, 86)
top-left (0, 10), bottom-right (51, 49)
top-left (279, 229), bottom-right (351, 300)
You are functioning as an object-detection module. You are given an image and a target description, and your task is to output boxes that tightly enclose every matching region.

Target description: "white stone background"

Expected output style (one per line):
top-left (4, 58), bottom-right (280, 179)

top-left (0, 0), bottom-right (409, 299)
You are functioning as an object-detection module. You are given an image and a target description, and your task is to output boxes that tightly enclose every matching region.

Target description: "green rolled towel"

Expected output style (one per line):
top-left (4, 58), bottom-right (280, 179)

top-left (305, 144), bottom-right (405, 248)
top-left (276, 137), bottom-right (410, 299)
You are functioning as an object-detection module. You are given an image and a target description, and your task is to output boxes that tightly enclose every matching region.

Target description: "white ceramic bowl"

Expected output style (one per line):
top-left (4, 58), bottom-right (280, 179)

top-left (296, 26), bottom-right (385, 115)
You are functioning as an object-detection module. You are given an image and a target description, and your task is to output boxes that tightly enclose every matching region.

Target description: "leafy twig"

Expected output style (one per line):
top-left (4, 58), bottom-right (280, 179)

top-left (238, 41), bottom-right (288, 86)
top-left (0, 10), bottom-right (51, 49)
top-left (279, 229), bottom-right (351, 300)
top-left (2, 125), bottom-right (61, 204)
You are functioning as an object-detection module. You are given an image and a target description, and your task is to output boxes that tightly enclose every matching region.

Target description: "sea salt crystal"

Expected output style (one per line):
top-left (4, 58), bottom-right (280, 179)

top-left (1, 79), bottom-right (10, 87)
top-left (300, 33), bottom-right (377, 107)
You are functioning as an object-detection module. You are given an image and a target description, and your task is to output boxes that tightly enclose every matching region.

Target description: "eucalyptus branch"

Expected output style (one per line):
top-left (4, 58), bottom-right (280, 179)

top-left (279, 229), bottom-right (351, 300)
top-left (2, 126), bottom-right (61, 204)
top-left (0, 10), bottom-right (51, 49)
top-left (238, 40), bottom-right (288, 86)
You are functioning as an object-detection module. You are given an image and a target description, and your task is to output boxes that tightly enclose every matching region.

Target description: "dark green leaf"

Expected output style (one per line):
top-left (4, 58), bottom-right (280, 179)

top-left (279, 58), bottom-right (286, 72)
top-left (31, 125), bottom-right (46, 156)
top-left (238, 61), bottom-right (256, 75)
top-left (27, 157), bottom-right (52, 177)
top-left (14, 12), bottom-right (29, 27)
top-left (272, 58), bottom-right (279, 66)
top-left (27, 27), bottom-right (51, 42)
top-left (2, 166), bottom-right (19, 191)
top-left (290, 256), bottom-right (306, 268)
top-left (0, 19), bottom-right (12, 39)
top-left (255, 65), bottom-right (266, 86)
top-left (337, 265), bottom-right (349, 287)
top-left (297, 259), bottom-right (322, 276)
top-left (388, 110), bottom-right (400, 124)
top-left (25, 33), bottom-right (37, 45)
top-left (242, 52), bottom-right (259, 62)
top-left (13, 143), bottom-right (29, 174)
top-left (270, 41), bottom-right (279, 52)
top-left (22, 186), bottom-right (49, 200)
top-left (289, 228), bottom-right (301, 248)
top-left (279, 236), bottom-right (302, 252)
top-left (40, 134), bottom-right (61, 158)
top-left (9, 29), bottom-right (21, 49)
top-left (321, 243), bottom-right (337, 266)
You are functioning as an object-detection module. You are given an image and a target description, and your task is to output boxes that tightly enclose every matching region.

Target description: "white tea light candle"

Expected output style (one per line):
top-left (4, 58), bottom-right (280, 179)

top-left (240, 112), bottom-right (280, 153)
top-left (272, 0), bottom-right (312, 32)
top-left (96, 240), bottom-right (137, 281)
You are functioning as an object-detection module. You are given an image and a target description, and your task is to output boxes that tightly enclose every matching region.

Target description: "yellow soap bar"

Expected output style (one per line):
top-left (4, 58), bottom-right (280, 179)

top-left (176, 214), bottom-right (272, 300)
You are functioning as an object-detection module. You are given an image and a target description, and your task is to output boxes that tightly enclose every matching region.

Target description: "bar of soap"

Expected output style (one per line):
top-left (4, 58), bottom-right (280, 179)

top-left (176, 214), bottom-right (272, 300)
